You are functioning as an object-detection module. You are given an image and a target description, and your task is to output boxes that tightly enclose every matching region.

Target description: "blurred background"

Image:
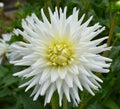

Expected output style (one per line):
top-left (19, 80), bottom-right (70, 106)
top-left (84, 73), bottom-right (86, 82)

top-left (0, 0), bottom-right (120, 109)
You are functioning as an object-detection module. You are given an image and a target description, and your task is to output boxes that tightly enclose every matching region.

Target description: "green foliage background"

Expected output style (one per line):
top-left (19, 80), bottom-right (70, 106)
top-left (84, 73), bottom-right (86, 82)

top-left (0, 0), bottom-right (120, 109)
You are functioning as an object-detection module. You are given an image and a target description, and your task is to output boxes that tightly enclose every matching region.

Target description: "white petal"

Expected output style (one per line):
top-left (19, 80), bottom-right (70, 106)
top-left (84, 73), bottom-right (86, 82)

top-left (24, 69), bottom-right (40, 78)
top-left (69, 65), bottom-right (79, 75)
top-left (39, 69), bottom-right (50, 84)
top-left (33, 87), bottom-right (41, 101)
top-left (63, 83), bottom-right (71, 102)
top-left (2, 33), bottom-right (13, 41)
top-left (58, 67), bottom-right (67, 79)
top-left (80, 16), bottom-right (93, 29)
top-left (70, 90), bottom-right (79, 106)
top-left (19, 79), bottom-right (32, 88)
top-left (78, 65), bottom-right (91, 76)
top-left (25, 75), bottom-right (40, 92)
top-left (65, 74), bottom-right (73, 88)
top-left (92, 68), bottom-right (110, 73)
top-left (13, 67), bottom-right (31, 77)
top-left (78, 14), bottom-right (85, 25)
top-left (56, 79), bottom-right (62, 94)
top-left (71, 85), bottom-right (80, 103)
top-left (30, 85), bottom-right (40, 97)
top-left (58, 89), bottom-right (63, 107)
top-left (41, 8), bottom-right (50, 27)
top-left (73, 76), bottom-right (83, 91)
top-left (82, 83), bottom-right (95, 96)
top-left (40, 79), bottom-right (51, 95)
top-left (51, 68), bottom-right (59, 82)
top-left (44, 84), bottom-right (56, 105)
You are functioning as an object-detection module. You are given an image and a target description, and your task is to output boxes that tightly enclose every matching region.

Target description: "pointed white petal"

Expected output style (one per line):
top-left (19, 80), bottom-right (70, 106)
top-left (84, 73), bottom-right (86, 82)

top-left (58, 67), bottom-right (67, 79)
top-left (33, 87), bottom-right (41, 101)
top-left (40, 79), bottom-right (51, 95)
top-left (63, 83), bottom-right (71, 102)
top-left (44, 84), bottom-right (56, 105)
top-left (39, 69), bottom-right (50, 84)
top-left (25, 75), bottom-right (40, 92)
top-left (73, 76), bottom-right (83, 91)
top-left (56, 79), bottom-right (62, 94)
top-left (30, 85), bottom-right (40, 97)
top-left (65, 74), bottom-right (73, 88)
top-left (51, 68), bottom-right (59, 82)
top-left (13, 67), bottom-right (31, 77)
top-left (58, 89), bottom-right (63, 107)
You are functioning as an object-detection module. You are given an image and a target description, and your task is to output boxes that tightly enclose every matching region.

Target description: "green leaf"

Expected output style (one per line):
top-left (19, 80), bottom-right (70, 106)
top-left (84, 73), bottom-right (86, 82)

top-left (103, 99), bottom-right (120, 109)
top-left (86, 101), bottom-right (102, 109)
top-left (0, 87), bottom-right (11, 97)
top-left (115, 33), bottom-right (120, 38)
top-left (0, 65), bottom-right (9, 77)
top-left (20, 93), bottom-right (44, 109)
top-left (2, 74), bottom-right (18, 86)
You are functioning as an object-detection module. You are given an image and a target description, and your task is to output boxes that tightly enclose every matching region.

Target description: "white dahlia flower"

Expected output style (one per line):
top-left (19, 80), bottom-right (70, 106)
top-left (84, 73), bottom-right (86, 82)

top-left (8, 7), bottom-right (112, 106)
top-left (0, 33), bottom-right (12, 63)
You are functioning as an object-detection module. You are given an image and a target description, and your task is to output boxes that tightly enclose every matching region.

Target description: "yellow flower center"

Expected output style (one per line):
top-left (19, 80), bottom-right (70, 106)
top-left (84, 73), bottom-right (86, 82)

top-left (47, 41), bottom-right (75, 66)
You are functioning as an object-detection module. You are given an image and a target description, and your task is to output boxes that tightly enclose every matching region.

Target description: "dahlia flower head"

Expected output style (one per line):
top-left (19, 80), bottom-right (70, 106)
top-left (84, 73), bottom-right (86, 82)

top-left (8, 7), bottom-right (112, 106)
top-left (0, 33), bottom-right (12, 63)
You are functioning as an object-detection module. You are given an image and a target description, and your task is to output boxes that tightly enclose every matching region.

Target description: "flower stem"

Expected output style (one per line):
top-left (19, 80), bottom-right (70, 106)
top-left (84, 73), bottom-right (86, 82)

top-left (51, 98), bottom-right (56, 109)
top-left (107, 13), bottom-right (117, 46)
top-left (103, 13), bottom-right (117, 57)
top-left (63, 95), bottom-right (67, 109)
